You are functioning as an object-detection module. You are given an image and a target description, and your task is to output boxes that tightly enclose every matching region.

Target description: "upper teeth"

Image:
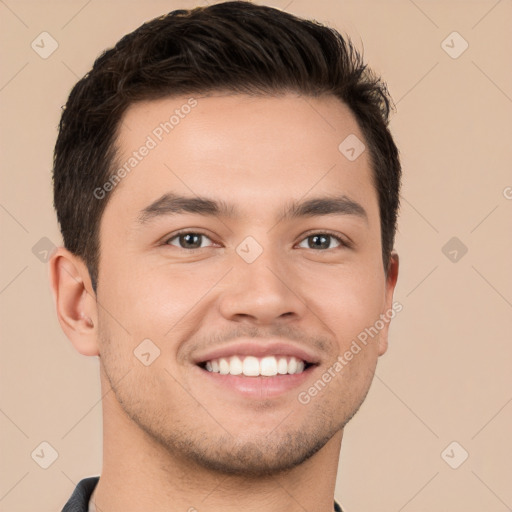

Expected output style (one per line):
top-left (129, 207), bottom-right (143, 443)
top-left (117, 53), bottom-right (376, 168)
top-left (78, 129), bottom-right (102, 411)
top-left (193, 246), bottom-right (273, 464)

top-left (204, 355), bottom-right (306, 376)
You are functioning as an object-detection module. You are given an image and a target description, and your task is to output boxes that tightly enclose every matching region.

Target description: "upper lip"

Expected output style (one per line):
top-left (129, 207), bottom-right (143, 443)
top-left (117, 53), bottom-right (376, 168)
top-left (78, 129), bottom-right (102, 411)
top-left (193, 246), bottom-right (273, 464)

top-left (192, 339), bottom-right (321, 365)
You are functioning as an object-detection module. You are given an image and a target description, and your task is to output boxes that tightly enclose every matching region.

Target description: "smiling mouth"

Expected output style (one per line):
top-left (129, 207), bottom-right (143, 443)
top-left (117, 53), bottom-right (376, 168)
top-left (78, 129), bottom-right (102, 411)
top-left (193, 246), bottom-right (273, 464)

top-left (197, 355), bottom-right (316, 377)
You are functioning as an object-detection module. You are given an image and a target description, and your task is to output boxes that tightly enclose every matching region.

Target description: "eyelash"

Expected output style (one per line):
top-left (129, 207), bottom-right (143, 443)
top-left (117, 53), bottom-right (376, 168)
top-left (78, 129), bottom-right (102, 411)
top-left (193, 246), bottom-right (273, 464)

top-left (163, 230), bottom-right (352, 251)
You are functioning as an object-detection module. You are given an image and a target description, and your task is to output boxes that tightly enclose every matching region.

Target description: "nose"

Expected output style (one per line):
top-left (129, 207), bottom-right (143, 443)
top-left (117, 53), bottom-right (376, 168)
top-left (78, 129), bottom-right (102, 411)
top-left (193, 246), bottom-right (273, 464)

top-left (217, 246), bottom-right (307, 326)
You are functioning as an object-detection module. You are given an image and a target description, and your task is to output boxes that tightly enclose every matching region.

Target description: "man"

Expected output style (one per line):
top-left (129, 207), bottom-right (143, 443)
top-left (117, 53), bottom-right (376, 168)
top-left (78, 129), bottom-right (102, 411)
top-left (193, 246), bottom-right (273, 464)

top-left (50, 2), bottom-right (401, 511)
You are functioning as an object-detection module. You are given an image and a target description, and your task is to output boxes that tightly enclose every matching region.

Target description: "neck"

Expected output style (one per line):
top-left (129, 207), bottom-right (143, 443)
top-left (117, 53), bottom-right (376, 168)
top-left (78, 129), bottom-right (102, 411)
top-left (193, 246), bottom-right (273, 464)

top-left (93, 390), bottom-right (343, 512)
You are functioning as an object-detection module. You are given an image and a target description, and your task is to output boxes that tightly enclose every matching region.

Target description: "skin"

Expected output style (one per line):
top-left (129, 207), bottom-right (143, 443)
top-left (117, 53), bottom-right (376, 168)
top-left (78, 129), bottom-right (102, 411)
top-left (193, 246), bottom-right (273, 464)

top-left (50, 93), bottom-right (399, 512)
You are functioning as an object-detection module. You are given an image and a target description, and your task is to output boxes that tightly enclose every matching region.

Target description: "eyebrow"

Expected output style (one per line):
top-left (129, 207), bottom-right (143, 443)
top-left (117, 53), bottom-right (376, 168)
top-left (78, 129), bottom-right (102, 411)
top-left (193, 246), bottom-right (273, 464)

top-left (136, 192), bottom-right (368, 225)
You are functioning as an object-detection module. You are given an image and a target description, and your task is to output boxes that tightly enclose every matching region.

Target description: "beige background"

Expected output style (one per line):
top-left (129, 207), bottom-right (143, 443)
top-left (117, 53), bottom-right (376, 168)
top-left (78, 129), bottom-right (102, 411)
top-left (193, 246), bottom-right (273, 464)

top-left (1, 0), bottom-right (511, 511)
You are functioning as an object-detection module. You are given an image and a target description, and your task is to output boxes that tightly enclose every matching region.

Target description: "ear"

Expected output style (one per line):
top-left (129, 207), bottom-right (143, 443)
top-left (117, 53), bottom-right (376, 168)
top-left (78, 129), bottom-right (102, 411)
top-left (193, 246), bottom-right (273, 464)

top-left (377, 250), bottom-right (400, 356)
top-left (48, 247), bottom-right (99, 356)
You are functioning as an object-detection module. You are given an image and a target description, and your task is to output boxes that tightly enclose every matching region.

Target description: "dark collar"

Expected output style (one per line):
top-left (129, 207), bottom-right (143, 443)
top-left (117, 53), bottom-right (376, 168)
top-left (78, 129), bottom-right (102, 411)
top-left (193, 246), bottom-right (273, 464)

top-left (62, 476), bottom-right (344, 511)
top-left (61, 476), bottom-right (99, 512)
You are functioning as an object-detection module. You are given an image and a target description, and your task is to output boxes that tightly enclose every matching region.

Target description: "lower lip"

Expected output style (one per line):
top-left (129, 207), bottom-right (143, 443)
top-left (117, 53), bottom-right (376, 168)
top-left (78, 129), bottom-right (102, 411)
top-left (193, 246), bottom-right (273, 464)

top-left (195, 365), bottom-right (317, 399)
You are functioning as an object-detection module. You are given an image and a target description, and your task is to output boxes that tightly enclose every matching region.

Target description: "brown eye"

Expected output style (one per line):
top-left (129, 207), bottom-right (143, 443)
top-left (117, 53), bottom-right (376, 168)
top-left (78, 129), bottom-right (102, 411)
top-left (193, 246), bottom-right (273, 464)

top-left (166, 232), bottom-right (213, 249)
top-left (297, 233), bottom-right (345, 250)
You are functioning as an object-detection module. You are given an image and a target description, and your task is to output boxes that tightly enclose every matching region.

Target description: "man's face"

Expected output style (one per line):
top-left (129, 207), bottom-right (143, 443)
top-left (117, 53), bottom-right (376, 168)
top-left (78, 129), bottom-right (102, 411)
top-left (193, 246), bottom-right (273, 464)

top-left (95, 93), bottom-right (398, 476)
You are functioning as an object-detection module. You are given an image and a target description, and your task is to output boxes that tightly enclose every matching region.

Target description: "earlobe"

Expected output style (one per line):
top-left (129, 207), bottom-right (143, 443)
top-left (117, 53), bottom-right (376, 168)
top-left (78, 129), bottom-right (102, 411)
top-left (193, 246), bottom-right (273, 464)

top-left (377, 335), bottom-right (388, 357)
top-left (49, 248), bottom-right (99, 356)
top-left (378, 250), bottom-right (400, 357)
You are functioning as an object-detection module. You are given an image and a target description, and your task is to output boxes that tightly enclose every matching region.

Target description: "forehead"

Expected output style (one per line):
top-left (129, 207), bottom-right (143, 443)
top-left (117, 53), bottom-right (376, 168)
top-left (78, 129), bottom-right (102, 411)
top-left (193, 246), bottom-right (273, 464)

top-left (105, 93), bottom-right (378, 226)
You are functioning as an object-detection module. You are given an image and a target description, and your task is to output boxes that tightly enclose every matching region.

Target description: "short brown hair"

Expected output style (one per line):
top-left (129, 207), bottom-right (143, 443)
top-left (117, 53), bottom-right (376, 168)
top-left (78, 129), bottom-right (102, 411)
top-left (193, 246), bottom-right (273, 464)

top-left (53, 1), bottom-right (401, 292)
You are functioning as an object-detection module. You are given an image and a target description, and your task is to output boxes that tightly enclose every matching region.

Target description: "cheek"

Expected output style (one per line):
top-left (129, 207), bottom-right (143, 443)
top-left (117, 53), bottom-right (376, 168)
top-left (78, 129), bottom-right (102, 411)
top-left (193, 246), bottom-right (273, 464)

top-left (97, 257), bottom-right (224, 353)
top-left (304, 264), bottom-right (386, 340)
top-left (99, 254), bottom-right (182, 322)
